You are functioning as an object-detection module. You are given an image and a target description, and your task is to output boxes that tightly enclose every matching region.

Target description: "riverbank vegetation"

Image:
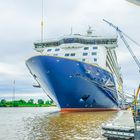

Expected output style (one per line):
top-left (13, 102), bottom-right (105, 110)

top-left (0, 99), bottom-right (55, 107)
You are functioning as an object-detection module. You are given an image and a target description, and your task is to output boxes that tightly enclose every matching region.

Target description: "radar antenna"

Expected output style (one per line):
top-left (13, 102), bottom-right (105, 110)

top-left (87, 26), bottom-right (93, 36)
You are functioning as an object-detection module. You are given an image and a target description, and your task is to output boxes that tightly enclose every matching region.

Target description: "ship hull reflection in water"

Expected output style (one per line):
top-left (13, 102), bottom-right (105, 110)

top-left (26, 111), bottom-right (117, 140)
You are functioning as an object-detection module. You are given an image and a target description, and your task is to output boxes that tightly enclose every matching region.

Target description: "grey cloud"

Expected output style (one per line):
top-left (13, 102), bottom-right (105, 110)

top-left (0, 0), bottom-right (140, 99)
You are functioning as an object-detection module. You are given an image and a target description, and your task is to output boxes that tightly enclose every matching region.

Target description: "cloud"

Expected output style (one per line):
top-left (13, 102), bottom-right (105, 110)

top-left (0, 62), bottom-right (24, 76)
top-left (0, 0), bottom-right (140, 100)
top-left (0, 92), bottom-right (49, 102)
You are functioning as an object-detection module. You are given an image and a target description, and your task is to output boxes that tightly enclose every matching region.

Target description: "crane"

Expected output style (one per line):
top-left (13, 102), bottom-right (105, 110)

top-left (103, 19), bottom-right (140, 73)
top-left (103, 19), bottom-right (140, 113)
top-left (132, 84), bottom-right (140, 105)
top-left (131, 85), bottom-right (140, 117)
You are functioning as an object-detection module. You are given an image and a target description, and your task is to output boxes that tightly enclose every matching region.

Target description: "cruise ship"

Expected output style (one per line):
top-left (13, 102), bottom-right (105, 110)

top-left (26, 27), bottom-right (125, 112)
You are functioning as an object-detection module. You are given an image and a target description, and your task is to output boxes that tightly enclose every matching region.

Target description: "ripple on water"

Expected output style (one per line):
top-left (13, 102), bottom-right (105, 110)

top-left (0, 107), bottom-right (118, 140)
top-left (24, 111), bottom-right (118, 140)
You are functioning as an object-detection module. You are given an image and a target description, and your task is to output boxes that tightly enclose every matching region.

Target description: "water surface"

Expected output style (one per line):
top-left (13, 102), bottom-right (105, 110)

top-left (0, 107), bottom-right (118, 140)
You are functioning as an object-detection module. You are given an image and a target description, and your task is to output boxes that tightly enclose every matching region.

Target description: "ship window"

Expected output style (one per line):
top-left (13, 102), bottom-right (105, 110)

top-left (94, 58), bottom-right (97, 62)
top-left (55, 48), bottom-right (60, 51)
top-left (92, 52), bottom-right (97, 55)
top-left (93, 47), bottom-right (97, 50)
top-left (47, 49), bottom-right (52, 52)
top-left (64, 38), bottom-right (75, 43)
top-left (84, 47), bottom-right (89, 50)
top-left (71, 53), bottom-right (75, 56)
top-left (65, 53), bottom-right (69, 56)
top-left (83, 53), bottom-right (88, 56)
top-left (82, 59), bottom-right (85, 62)
top-left (53, 54), bottom-right (58, 56)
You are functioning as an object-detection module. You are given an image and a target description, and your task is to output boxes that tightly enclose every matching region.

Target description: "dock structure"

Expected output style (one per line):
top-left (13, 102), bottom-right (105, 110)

top-left (102, 110), bottom-right (135, 140)
top-left (133, 104), bottom-right (140, 140)
top-left (135, 130), bottom-right (140, 140)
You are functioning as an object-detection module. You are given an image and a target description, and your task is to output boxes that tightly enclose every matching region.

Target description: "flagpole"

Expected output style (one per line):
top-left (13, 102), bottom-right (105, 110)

top-left (12, 80), bottom-right (15, 106)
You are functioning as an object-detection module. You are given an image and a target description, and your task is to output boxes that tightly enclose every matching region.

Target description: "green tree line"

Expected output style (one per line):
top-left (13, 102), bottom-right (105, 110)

top-left (0, 99), bottom-right (54, 107)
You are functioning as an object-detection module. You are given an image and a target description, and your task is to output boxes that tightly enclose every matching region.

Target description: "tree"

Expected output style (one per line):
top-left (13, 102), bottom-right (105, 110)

top-left (1, 99), bottom-right (6, 106)
top-left (13, 101), bottom-right (19, 107)
top-left (28, 99), bottom-right (34, 104)
top-left (45, 100), bottom-right (50, 105)
top-left (0, 102), bottom-right (3, 107)
top-left (45, 100), bottom-right (53, 106)
top-left (38, 99), bottom-right (44, 104)
top-left (19, 99), bottom-right (26, 104)
top-left (1, 99), bottom-right (6, 104)
top-left (50, 100), bottom-right (53, 104)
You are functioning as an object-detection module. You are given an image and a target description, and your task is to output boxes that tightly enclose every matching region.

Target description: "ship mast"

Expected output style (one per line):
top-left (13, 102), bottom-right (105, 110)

top-left (41, 0), bottom-right (44, 43)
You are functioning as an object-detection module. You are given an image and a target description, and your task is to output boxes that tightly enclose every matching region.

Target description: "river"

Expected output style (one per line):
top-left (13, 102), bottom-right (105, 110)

top-left (0, 107), bottom-right (119, 140)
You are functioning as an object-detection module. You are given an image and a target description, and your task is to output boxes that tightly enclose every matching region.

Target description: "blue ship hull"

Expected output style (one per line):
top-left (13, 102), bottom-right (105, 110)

top-left (26, 55), bottom-right (119, 112)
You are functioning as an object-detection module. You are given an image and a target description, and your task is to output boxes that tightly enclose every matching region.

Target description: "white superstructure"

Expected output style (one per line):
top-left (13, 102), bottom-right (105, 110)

top-left (34, 28), bottom-right (123, 93)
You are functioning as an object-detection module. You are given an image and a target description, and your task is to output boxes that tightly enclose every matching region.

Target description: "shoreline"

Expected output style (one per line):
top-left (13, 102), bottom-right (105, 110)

top-left (0, 105), bottom-right (56, 108)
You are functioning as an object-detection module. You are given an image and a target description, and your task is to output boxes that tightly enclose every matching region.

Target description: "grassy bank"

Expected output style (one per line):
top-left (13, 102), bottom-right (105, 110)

top-left (0, 99), bottom-right (55, 107)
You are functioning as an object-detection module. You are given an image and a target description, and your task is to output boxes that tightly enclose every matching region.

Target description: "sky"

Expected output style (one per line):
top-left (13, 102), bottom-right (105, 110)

top-left (0, 0), bottom-right (140, 101)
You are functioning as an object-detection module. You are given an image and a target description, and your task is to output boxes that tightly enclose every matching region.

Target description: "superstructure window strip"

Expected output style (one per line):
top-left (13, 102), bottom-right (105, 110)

top-left (65, 53), bottom-right (69, 56)
top-left (34, 38), bottom-right (117, 48)
top-left (70, 53), bottom-right (75, 56)
top-left (83, 53), bottom-right (88, 56)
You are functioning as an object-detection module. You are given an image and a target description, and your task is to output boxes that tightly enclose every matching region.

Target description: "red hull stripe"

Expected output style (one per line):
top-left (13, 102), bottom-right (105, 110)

top-left (60, 108), bottom-right (119, 112)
